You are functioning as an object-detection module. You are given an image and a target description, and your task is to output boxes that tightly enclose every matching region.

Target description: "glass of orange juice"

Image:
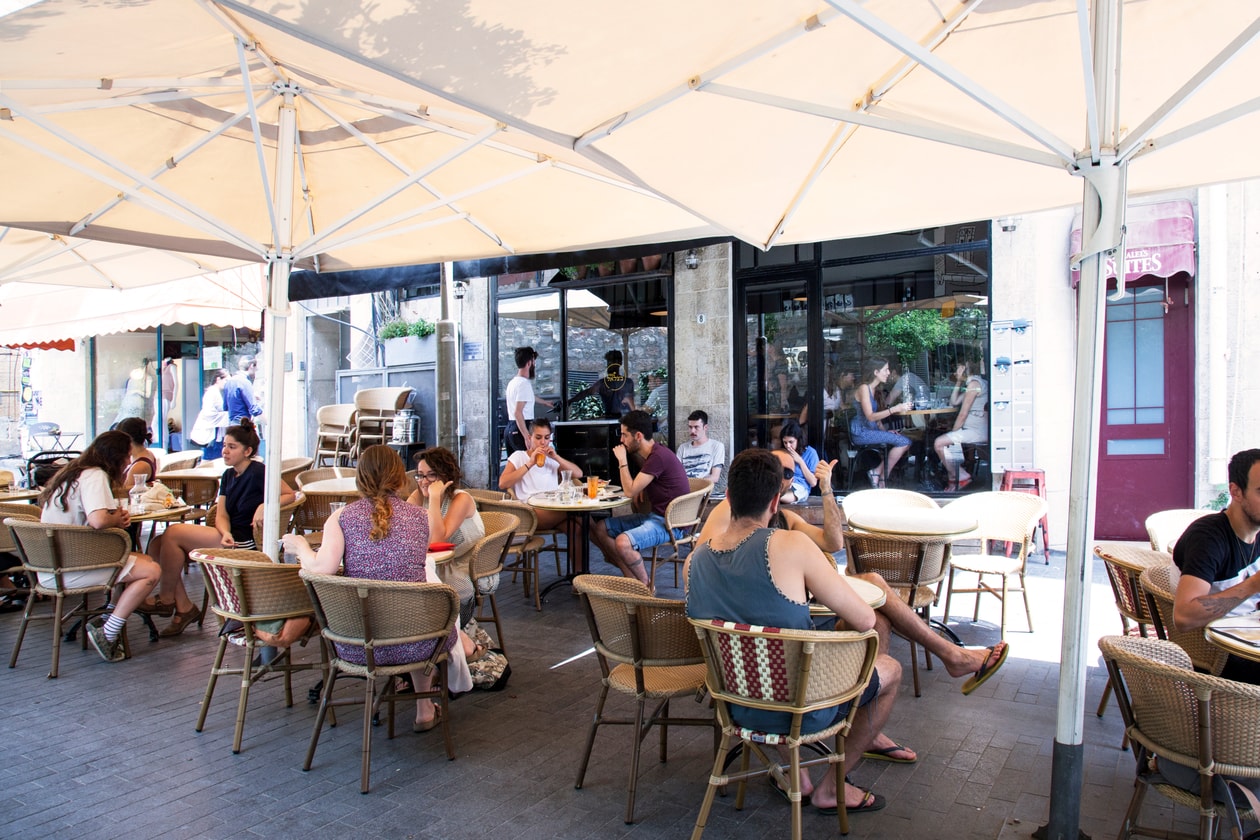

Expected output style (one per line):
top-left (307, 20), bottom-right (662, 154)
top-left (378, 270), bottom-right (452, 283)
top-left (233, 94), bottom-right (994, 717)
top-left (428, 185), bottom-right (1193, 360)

top-left (587, 475), bottom-right (600, 499)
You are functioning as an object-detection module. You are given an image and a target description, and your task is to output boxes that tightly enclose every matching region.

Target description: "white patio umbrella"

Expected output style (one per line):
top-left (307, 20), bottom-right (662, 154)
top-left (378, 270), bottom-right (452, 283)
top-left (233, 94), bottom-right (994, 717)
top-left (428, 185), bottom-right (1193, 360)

top-left (0, 0), bottom-right (716, 562)
top-left (6, 3), bottom-right (1260, 834)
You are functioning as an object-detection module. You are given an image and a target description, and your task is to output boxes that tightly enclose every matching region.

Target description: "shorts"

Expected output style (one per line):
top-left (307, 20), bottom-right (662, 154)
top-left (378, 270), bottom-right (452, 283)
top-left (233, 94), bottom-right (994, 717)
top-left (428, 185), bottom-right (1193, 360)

top-left (936, 427), bottom-right (987, 453)
top-left (786, 482), bottom-right (810, 502)
top-left (38, 553), bottom-right (137, 591)
top-left (604, 513), bottom-right (674, 552)
top-left (731, 667), bottom-right (882, 736)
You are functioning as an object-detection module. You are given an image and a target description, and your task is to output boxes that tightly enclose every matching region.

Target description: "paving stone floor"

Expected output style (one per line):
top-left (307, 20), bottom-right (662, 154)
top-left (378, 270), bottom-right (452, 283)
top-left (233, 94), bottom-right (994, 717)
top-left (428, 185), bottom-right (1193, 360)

top-left (0, 539), bottom-right (1198, 839)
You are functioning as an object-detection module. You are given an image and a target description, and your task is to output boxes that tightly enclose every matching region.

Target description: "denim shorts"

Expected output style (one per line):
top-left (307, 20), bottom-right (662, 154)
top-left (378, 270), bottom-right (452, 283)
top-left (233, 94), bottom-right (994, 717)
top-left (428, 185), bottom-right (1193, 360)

top-left (604, 512), bottom-right (673, 552)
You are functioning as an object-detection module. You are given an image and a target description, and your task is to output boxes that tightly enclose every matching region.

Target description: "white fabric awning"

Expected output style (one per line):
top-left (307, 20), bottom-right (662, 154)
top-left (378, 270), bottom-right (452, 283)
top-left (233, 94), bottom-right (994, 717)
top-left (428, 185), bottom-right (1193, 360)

top-left (0, 265), bottom-right (266, 346)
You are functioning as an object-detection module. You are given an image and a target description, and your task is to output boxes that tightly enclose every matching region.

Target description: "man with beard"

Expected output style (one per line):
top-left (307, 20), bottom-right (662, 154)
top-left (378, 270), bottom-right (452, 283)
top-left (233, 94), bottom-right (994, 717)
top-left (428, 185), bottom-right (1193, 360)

top-left (590, 409), bottom-right (690, 592)
top-left (1174, 448), bottom-right (1260, 683)
top-left (504, 346), bottom-right (553, 456)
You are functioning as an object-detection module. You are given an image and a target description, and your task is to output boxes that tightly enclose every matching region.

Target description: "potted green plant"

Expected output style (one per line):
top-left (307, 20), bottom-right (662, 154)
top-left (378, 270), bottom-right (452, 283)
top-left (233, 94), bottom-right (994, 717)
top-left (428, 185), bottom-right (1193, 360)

top-left (381, 316), bottom-right (438, 366)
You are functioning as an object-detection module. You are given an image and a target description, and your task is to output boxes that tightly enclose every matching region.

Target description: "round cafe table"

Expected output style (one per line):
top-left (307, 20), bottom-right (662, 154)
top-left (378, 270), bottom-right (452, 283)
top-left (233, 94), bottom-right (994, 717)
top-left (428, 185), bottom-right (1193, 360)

top-left (298, 477), bottom-right (360, 495)
top-left (0, 488), bottom-right (40, 502)
top-left (1205, 614), bottom-right (1260, 663)
top-left (528, 489), bottom-right (631, 599)
top-left (809, 574), bottom-right (886, 618)
top-left (846, 508), bottom-right (977, 538)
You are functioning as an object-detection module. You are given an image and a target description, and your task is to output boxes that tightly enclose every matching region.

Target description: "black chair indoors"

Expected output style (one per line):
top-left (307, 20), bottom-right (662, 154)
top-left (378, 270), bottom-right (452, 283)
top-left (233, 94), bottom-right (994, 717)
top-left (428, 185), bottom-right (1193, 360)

top-left (26, 450), bottom-right (80, 489)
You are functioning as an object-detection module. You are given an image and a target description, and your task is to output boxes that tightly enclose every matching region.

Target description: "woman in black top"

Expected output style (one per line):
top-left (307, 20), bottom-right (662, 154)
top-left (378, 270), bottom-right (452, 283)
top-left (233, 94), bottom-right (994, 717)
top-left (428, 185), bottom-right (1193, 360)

top-left (140, 419), bottom-right (295, 636)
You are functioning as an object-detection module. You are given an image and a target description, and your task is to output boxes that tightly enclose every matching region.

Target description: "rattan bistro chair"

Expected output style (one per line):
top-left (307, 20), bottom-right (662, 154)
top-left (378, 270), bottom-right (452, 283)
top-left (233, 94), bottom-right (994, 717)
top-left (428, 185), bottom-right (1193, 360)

top-left (6, 518), bottom-right (133, 677)
top-left (301, 572), bottom-right (459, 793)
top-left (1139, 564), bottom-right (1228, 677)
top-left (689, 617), bottom-right (880, 840)
top-left (646, 478), bottom-right (712, 591)
top-left (192, 549), bottom-right (325, 754)
top-left (942, 491), bottom-right (1047, 640)
top-left (467, 511), bottom-right (519, 653)
top-left (1100, 635), bottom-right (1260, 840)
top-left (1145, 508), bottom-right (1216, 554)
top-left (294, 466), bottom-right (357, 489)
top-left (1094, 543), bottom-right (1169, 747)
top-left (0, 503), bottom-right (40, 605)
top-left (572, 574), bottom-right (714, 824)
top-left (844, 529), bottom-right (951, 697)
top-left (476, 498), bottom-right (547, 610)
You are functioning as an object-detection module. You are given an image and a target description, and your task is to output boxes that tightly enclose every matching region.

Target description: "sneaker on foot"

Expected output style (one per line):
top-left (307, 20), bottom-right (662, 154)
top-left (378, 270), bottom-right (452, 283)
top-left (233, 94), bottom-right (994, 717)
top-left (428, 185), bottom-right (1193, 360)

top-left (87, 622), bottom-right (125, 663)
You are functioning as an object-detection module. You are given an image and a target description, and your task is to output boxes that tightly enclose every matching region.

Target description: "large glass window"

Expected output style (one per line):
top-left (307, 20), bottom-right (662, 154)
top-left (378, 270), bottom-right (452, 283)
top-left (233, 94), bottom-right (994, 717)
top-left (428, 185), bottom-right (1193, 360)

top-left (737, 224), bottom-right (991, 493)
top-left (494, 267), bottom-right (673, 470)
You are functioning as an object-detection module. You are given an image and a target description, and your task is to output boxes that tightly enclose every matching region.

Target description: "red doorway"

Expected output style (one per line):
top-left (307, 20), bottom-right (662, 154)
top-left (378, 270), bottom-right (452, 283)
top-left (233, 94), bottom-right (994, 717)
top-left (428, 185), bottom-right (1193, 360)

top-left (1094, 275), bottom-right (1194, 540)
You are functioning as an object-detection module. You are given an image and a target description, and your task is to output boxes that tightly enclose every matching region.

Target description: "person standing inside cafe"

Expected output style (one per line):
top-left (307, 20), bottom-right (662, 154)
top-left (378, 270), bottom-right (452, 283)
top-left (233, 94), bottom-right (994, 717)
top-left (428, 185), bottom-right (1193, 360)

top-left (1173, 448), bottom-right (1260, 684)
top-left (571, 349), bottom-right (636, 418)
top-left (589, 410), bottom-right (689, 592)
top-left (498, 418), bottom-right (584, 530)
top-left (685, 448), bottom-right (895, 816)
top-left (504, 346), bottom-right (554, 456)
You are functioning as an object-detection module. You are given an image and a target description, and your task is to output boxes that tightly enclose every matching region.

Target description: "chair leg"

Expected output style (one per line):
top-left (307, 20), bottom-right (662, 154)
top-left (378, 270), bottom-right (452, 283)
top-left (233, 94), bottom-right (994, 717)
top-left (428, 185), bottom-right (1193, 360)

top-left (690, 734), bottom-right (733, 840)
top-left (361, 675), bottom-right (376, 793)
top-left (574, 684), bottom-right (609, 790)
top-left (625, 696), bottom-right (646, 824)
top-left (943, 567), bottom-right (956, 627)
top-left (195, 636), bottom-right (230, 732)
top-left (789, 744), bottom-right (803, 840)
top-left (233, 640), bottom-right (257, 754)
top-left (1018, 571), bottom-right (1034, 632)
top-left (49, 593), bottom-right (65, 678)
top-left (908, 638), bottom-right (921, 698)
top-left (8, 591), bottom-right (35, 670)
top-left (304, 669), bottom-right (339, 772)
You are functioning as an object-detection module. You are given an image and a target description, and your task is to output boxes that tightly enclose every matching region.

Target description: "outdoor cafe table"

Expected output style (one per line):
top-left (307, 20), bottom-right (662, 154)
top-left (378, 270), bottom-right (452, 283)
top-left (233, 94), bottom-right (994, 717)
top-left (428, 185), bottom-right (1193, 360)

top-left (297, 477), bottom-right (360, 495)
top-left (845, 508), bottom-right (978, 538)
top-left (528, 490), bottom-right (630, 599)
top-left (129, 505), bottom-right (194, 551)
top-left (156, 466), bottom-right (225, 482)
top-left (0, 488), bottom-right (40, 502)
top-left (1205, 613), bottom-right (1260, 664)
top-left (809, 573), bottom-right (886, 619)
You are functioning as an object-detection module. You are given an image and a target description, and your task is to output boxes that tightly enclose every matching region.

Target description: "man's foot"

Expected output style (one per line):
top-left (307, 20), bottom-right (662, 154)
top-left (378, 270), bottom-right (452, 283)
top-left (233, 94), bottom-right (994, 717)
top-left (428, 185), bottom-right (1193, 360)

top-left (812, 779), bottom-right (886, 814)
top-left (87, 622), bottom-right (125, 663)
top-left (862, 738), bottom-right (918, 764)
top-left (961, 642), bottom-right (1010, 695)
top-left (945, 640), bottom-right (1009, 680)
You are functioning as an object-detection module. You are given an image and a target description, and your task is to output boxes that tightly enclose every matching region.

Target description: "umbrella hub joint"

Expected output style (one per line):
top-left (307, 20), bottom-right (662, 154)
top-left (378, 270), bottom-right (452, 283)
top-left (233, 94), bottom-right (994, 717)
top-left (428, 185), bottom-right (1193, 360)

top-left (271, 80), bottom-right (303, 99)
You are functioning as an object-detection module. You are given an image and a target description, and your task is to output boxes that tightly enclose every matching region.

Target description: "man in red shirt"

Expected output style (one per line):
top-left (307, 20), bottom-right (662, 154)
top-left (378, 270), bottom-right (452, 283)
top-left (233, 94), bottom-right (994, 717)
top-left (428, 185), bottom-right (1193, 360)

top-left (590, 410), bottom-right (690, 592)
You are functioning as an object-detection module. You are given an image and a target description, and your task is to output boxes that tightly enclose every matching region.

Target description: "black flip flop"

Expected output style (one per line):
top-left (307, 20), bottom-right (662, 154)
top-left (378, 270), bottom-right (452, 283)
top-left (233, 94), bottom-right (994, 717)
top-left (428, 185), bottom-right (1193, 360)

top-left (961, 641), bottom-right (1010, 695)
top-left (862, 741), bottom-right (918, 764)
top-left (814, 789), bottom-right (886, 815)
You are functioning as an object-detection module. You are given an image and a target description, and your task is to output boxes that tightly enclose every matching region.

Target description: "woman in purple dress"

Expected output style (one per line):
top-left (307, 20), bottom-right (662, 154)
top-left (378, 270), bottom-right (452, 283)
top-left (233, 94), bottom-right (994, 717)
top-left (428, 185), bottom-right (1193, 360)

top-left (283, 445), bottom-right (483, 731)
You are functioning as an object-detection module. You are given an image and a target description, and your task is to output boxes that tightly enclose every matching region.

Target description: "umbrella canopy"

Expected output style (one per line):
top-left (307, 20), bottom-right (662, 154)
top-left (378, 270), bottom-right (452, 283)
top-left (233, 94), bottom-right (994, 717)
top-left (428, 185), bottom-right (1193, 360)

top-left (0, 0), bottom-right (715, 271)
top-left (0, 265), bottom-right (265, 346)
top-left (231, 0), bottom-right (1260, 248)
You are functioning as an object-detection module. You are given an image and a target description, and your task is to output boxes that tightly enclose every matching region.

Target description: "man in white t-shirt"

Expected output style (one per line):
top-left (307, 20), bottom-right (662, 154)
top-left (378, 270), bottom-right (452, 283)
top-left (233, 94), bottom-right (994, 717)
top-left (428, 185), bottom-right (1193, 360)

top-left (499, 418), bottom-right (583, 529)
top-left (504, 346), bottom-right (554, 456)
top-left (676, 410), bottom-right (725, 484)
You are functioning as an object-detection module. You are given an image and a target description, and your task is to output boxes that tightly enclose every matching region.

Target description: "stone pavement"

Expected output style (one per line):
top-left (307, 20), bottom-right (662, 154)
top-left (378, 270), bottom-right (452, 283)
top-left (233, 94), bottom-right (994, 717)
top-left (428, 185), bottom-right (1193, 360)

top-left (0, 541), bottom-right (1198, 839)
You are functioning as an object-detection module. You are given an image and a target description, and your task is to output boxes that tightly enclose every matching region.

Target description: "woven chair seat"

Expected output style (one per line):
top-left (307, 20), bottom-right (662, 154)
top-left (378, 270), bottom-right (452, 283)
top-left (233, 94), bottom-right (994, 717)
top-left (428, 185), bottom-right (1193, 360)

top-left (608, 662), bottom-right (708, 698)
top-left (734, 713), bottom-right (853, 747)
top-left (950, 552), bottom-right (1022, 576)
top-left (573, 574), bottom-right (715, 824)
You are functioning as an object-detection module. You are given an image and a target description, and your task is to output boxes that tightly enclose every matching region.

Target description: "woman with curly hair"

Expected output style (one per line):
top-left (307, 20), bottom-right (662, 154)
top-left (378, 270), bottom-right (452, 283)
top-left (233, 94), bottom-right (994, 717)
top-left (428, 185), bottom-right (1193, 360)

top-left (283, 445), bottom-right (483, 731)
top-left (406, 446), bottom-right (485, 623)
top-left (38, 431), bottom-right (162, 662)
top-left (141, 418), bottom-right (295, 636)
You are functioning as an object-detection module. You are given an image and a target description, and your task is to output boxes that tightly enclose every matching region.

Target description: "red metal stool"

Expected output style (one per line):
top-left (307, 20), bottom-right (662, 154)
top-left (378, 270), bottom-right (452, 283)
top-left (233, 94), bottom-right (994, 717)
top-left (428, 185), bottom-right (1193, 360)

top-left (1000, 468), bottom-right (1051, 564)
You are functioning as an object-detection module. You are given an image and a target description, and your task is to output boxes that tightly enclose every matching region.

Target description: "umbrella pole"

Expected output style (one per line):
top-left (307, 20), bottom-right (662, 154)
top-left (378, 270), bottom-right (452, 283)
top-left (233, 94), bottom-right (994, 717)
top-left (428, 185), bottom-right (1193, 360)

top-left (261, 89), bottom-right (298, 560)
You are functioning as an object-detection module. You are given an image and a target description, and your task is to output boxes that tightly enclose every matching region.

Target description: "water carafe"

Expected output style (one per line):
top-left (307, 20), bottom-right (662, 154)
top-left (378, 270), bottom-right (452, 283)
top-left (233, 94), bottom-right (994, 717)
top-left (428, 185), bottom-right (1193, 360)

top-left (129, 474), bottom-right (147, 514)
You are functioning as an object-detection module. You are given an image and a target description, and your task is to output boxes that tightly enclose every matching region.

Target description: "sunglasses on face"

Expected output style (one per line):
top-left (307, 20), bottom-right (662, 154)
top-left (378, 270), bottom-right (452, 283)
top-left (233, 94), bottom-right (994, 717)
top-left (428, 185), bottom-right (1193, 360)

top-left (783, 467), bottom-right (795, 480)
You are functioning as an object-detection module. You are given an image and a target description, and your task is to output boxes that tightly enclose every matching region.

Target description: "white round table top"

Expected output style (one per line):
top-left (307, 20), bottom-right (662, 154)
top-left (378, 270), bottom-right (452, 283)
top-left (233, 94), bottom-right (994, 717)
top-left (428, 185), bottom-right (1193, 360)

top-left (847, 509), bottom-right (978, 537)
top-left (300, 477), bottom-right (361, 494)
top-left (130, 505), bottom-right (193, 522)
top-left (1206, 613), bottom-right (1260, 663)
top-left (809, 573), bottom-right (886, 614)
top-left (157, 466), bottom-right (225, 481)
top-left (527, 491), bottom-right (629, 512)
top-left (0, 488), bottom-right (40, 501)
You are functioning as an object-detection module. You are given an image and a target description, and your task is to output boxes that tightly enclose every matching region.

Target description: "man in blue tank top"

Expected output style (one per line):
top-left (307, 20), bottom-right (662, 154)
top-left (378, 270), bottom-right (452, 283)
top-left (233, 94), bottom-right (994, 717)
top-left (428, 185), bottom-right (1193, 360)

top-left (686, 449), bottom-right (897, 816)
